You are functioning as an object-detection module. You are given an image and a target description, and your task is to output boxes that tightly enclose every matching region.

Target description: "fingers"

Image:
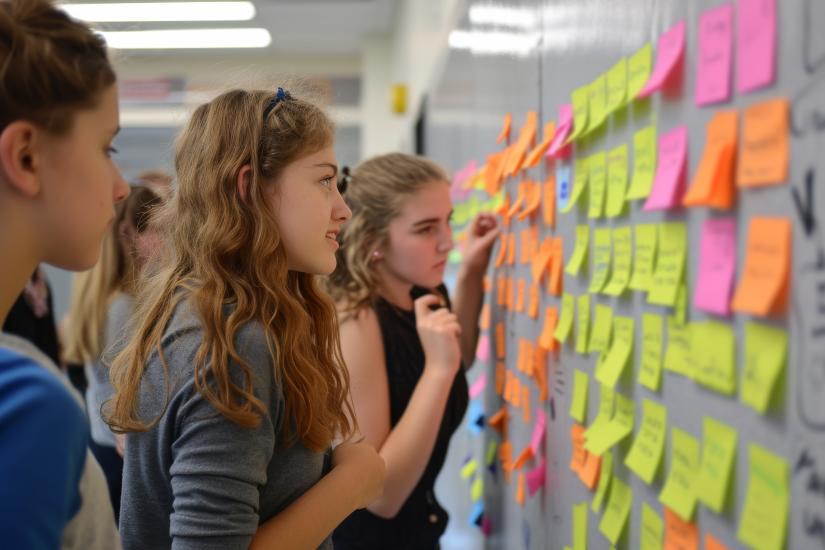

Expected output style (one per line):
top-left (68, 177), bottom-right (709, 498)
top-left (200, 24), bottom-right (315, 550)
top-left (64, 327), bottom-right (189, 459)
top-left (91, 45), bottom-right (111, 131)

top-left (414, 294), bottom-right (441, 318)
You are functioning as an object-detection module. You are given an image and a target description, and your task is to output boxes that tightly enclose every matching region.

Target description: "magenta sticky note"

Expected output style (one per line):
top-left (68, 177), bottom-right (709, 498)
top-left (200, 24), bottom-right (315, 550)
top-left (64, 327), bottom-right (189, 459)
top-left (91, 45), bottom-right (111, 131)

top-left (737, 0), bottom-right (777, 94)
top-left (530, 409), bottom-right (547, 456)
top-left (638, 20), bottom-right (686, 98)
top-left (695, 4), bottom-right (734, 106)
top-left (546, 103), bottom-right (574, 157)
top-left (643, 125), bottom-right (689, 210)
top-left (469, 371), bottom-right (487, 399)
top-left (526, 458), bottom-right (547, 497)
top-left (694, 218), bottom-right (737, 316)
top-left (475, 334), bottom-right (490, 363)
top-left (481, 516), bottom-right (492, 536)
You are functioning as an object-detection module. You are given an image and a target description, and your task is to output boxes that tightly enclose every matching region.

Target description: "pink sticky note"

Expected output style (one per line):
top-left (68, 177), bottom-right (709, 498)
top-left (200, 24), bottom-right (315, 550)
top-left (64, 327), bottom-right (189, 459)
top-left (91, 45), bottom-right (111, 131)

top-left (530, 409), bottom-right (547, 455)
top-left (475, 334), bottom-right (490, 363)
top-left (469, 371), bottom-right (487, 399)
top-left (546, 103), bottom-right (573, 157)
top-left (695, 4), bottom-right (734, 106)
top-left (694, 218), bottom-right (737, 316)
top-left (643, 125), bottom-right (689, 210)
top-left (638, 20), bottom-right (686, 98)
top-left (481, 516), bottom-right (493, 536)
top-left (737, 0), bottom-right (777, 94)
top-left (526, 458), bottom-right (547, 497)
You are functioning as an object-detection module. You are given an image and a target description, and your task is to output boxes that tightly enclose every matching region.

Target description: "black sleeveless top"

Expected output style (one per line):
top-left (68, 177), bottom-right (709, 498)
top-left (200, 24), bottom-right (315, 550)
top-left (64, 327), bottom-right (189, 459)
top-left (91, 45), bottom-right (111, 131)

top-left (332, 286), bottom-right (469, 550)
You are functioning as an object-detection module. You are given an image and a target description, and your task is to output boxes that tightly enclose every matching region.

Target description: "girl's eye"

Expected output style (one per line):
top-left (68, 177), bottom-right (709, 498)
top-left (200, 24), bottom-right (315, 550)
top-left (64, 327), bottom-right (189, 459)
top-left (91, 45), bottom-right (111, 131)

top-left (106, 146), bottom-right (118, 158)
top-left (320, 176), bottom-right (333, 188)
top-left (417, 226), bottom-right (435, 235)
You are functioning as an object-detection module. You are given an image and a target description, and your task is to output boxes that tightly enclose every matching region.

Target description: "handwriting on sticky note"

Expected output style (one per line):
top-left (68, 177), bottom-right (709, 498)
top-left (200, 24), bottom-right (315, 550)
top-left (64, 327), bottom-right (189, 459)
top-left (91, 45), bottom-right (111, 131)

top-left (639, 20), bottom-right (686, 98)
top-left (570, 424), bottom-right (587, 473)
top-left (695, 4), bottom-right (734, 106)
top-left (555, 293), bottom-right (576, 343)
top-left (607, 57), bottom-right (627, 114)
top-left (627, 125), bottom-right (657, 200)
top-left (603, 226), bottom-right (632, 295)
top-left (625, 399), bottom-right (667, 484)
top-left (683, 110), bottom-right (737, 209)
top-left (737, 443), bottom-right (789, 550)
top-left (659, 427), bottom-right (699, 522)
top-left (630, 223), bottom-right (657, 291)
top-left (697, 416), bottom-right (737, 514)
top-left (664, 506), bottom-right (699, 550)
top-left (588, 151), bottom-right (607, 219)
top-left (731, 216), bottom-right (791, 317)
top-left (589, 304), bottom-right (614, 354)
top-left (742, 322), bottom-right (787, 413)
top-left (599, 476), bottom-right (633, 545)
top-left (589, 74), bottom-right (607, 132)
top-left (664, 316), bottom-right (693, 378)
top-left (691, 321), bottom-right (736, 395)
top-left (606, 144), bottom-right (628, 217)
top-left (737, 97), bottom-right (789, 187)
top-left (594, 316), bottom-right (634, 389)
top-left (737, 0), bottom-right (777, 94)
top-left (589, 228), bottom-right (612, 293)
top-left (641, 502), bottom-right (664, 550)
top-left (648, 222), bottom-right (687, 307)
top-left (573, 501), bottom-right (588, 550)
top-left (576, 294), bottom-right (591, 354)
top-left (638, 313), bottom-right (664, 391)
top-left (568, 85), bottom-right (590, 143)
top-left (592, 450), bottom-right (613, 513)
top-left (565, 225), bottom-right (590, 276)
top-left (644, 125), bottom-right (688, 211)
top-left (628, 42), bottom-right (653, 100)
top-left (570, 368), bottom-right (589, 424)
top-left (556, 163), bottom-right (572, 211)
top-left (694, 218), bottom-right (737, 315)
top-left (585, 392), bottom-right (634, 456)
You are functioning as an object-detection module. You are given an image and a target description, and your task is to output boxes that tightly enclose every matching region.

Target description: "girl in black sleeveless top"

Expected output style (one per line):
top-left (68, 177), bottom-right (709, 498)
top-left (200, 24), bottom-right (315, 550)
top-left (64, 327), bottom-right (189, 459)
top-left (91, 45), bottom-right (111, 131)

top-left (327, 154), bottom-right (499, 550)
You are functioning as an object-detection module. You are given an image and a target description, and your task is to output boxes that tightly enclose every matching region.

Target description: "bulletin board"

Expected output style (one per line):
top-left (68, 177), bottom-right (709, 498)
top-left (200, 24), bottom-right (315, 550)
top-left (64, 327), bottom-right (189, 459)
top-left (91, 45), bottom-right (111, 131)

top-left (427, 0), bottom-right (825, 549)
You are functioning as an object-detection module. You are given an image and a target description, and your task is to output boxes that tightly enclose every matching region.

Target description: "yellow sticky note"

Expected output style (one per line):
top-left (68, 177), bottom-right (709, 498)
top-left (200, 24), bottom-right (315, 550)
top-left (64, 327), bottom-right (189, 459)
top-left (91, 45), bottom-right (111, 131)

top-left (576, 294), bottom-right (591, 354)
top-left (697, 416), bottom-right (737, 513)
top-left (603, 226), bottom-right (633, 295)
top-left (589, 74), bottom-right (608, 132)
top-left (563, 156), bottom-right (590, 214)
top-left (588, 151), bottom-right (608, 219)
top-left (628, 42), bottom-right (653, 100)
top-left (629, 223), bottom-right (658, 291)
top-left (554, 293), bottom-right (576, 343)
top-left (737, 443), bottom-right (789, 550)
top-left (742, 322), bottom-right (787, 413)
top-left (570, 368), bottom-right (589, 423)
top-left (626, 124), bottom-right (657, 200)
top-left (573, 501), bottom-right (588, 550)
top-left (648, 222), bottom-right (687, 307)
top-left (595, 316), bottom-right (635, 388)
top-left (599, 476), bottom-right (633, 545)
top-left (692, 321), bottom-right (736, 395)
top-left (625, 399), bottom-right (667, 484)
top-left (461, 458), bottom-right (478, 479)
top-left (585, 384), bottom-right (615, 442)
top-left (565, 224), bottom-right (590, 275)
top-left (589, 228), bottom-right (612, 293)
top-left (664, 316), bottom-right (692, 378)
top-left (659, 427), bottom-right (699, 522)
top-left (471, 475), bottom-right (483, 501)
top-left (592, 450), bottom-right (613, 512)
top-left (607, 57), bottom-right (628, 114)
top-left (589, 304), bottom-right (614, 354)
top-left (606, 144), bottom-right (629, 217)
top-left (585, 392), bottom-right (634, 455)
top-left (568, 85), bottom-right (591, 143)
top-left (638, 313), bottom-right (664, 391)
top-left (641, 502), bottom-right (664, 550)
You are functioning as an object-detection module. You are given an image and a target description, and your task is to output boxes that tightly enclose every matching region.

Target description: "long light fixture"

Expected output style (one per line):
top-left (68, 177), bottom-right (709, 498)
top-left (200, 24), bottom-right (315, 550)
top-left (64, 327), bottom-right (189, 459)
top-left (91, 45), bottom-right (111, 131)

top-left (99, 28), bottom-right (271, 49)
top-left (448, 29), bottom-right (539, 57)
top-left (58, 2), bottom-right (256, 22)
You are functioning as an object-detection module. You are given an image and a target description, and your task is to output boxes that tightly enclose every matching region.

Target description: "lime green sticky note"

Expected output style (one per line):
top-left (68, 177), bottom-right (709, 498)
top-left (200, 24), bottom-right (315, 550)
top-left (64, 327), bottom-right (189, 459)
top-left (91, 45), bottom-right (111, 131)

top-left (588, 228), bottom-right (612, 293)
top-left (606, 144), bottom-right (629, 218)
top-left (565, 225), bottom-right (590, 275)
top-left (697, 416), bottom-right (737, 513)
top-left (589, 74), bottom-right (608, 132)
top-left (570, 368), bottom-right (589, 423)
top-left (453, 202), bottom-right (469, 225)
top-left (589, 304), bottom-right (614, 354)
top-left (737, 443), bottom-right (789, 550)
top-left (486, 439), bottom-right (498, 465)
top-left (592, 450), bottom-right (613, 512)
top-left (576, 294), bottom-right (591, 354)
top-left (742, 322), bottom-right (788, 413)
top-left (664, 316), bottom-right (693, 378)
top-left (585, 384), bottom-right (615, 442)
top-left (585, 392), bottom-right (634, 455)
top-left (588, 151), bottom-right (607, 219)
top-left (640, 502), bottom-right (664, 550)
top-left (606, 57), bottom-right (627, 114)
top-left (675, 282), bottom-right (688, 326)
top-left (624, 399), bottom-right (667, 484)
top-left (471, 475), bottom-right (483, 501)
top-left (626, 125), bottom-right (657, 200)
top-left (460, 458), bottom-right (477, 479)
top-left (563, 156), bottom-right (590, 213)
top-left (555, 292), bottom-right (576, 343)
top-left (568, 85), bottom-right (591, 143)
top-left (628, 42), bottom-right (653, 100)
top-left (658, 427), bottom-right (699, 522)
top-left (638, 313), bottom-right (664, 391)
top-left (595, 316), bottom-right (635, 388)
top-left (648, 222), bottom-right (687, 307)
top-left (573, 501), bottom-right (588, 550)
top-left (599, 476), bottom-right (633, 545)
top-left (692, 321), bottom-right (736, 395)
top-left (629, 223), bottom-right (658, 291)
top-left (603, 226), bottom-right (632, 295)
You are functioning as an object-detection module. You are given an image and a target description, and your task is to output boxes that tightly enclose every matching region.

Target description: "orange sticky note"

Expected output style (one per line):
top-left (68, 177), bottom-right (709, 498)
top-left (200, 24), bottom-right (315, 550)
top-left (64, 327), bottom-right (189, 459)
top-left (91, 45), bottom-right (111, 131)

top-left (704, 533), bottom-right (729, 550)
top-left (496, 275), bottom-right (507, 306)
top-left (494, 233), bottom-right (508, 268)
top-left (528, 283), bottom-right (539, 319)
top-left (495, 361), bottom-right (505, 395)
top-left (548, 237), bottom-right (564, 296)
top-left (497, 112), bottom-right (512, 144)
top-left (513, 446), bottom-right (534, 470)
top-left (543, 173), bottom-right (557, 229)
top-left (522, 385), bottom-right (531, 423)
top-left (500, 440), bottom-right (513, 483)
top-left (516, 472), bottom-right (526, 506)
top-left (496, 322), bottom-right (506, 358)
top-left (664, 506), bottom-right (699, 550)
top-left (523, 340), bottom-right (535, 376)
top-left (570, 424), bottom-right (588, 473)
top-left (683, 110), bottom-right (737, 210)
top-left (507, 182), bottom-right (528, 218)
top-left (518, 181), bottom-right (542, 220)
top-left (479, 302), bottom-right (491, 330)
top-left (528, 224), bottom-right (539, 264)
top-left (520, 229), bottom-right (531, 264)
top-left (731, 217), bottom-right (791, 317)
top-left (516, 339), bottom-right (526, 373)
top-left (538, 307), bottom-right (558, 351)
top-left (534, 347), bottom-right (549, 401)
top-left (506, 277), bottom-right (515, 310)
top-left (496, 188), bottom-right (511, 221)
top-left (512, 377), bottom-right (522, 407)
top-left (524, 121), bottom-right (556, 168)
top-left (489, 405), bottom-right (508, 437)
top-left (578, 452), bottom-right (602, 490)
top-left (531, 237), bottom-right (553, 282)
top-left (486, 150), bottom-right (507, 196)
top-left (483, 276), bottom-right (492, 293)
top-left (507, 233), bottom-right (516, 265)
top-left (737, 98), bottom-right (789, 187)
top-left (515, 278), bottom-right (526, 312)
top-left (505, 112), bottom-right (538, 176)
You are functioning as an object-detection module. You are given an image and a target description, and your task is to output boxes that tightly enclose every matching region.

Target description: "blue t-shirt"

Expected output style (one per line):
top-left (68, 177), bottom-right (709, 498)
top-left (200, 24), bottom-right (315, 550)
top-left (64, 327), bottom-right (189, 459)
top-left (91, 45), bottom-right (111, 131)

top-left (0, 346), bottom-right (88, 549)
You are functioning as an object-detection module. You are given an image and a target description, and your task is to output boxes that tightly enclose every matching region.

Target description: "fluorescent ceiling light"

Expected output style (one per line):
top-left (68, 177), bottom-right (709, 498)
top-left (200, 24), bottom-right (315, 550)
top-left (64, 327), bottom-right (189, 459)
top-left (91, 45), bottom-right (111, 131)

top-left (99, 28), bottom-right (271, 48)
top-left (58, 2), bottom-right (255, 22)
top-left (468, 6), bottom-right (537, 30)
top-left (448, 30), bottom-right (539, 57)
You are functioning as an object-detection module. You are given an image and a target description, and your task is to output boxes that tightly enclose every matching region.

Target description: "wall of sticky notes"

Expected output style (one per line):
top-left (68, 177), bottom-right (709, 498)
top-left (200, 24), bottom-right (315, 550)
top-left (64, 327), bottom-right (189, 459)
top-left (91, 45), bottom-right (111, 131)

top-left (425, 0), bottom-right (825, 549)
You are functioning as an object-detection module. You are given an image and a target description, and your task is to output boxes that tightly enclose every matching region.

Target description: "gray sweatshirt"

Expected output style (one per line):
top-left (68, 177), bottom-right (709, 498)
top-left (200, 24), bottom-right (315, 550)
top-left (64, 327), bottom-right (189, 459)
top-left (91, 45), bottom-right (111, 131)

top-left (119, 300), bottom-right (332, 550)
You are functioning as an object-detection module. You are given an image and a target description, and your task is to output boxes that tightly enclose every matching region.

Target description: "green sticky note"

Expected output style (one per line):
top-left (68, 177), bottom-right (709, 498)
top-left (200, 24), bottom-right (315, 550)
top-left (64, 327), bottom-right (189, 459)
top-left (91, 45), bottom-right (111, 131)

top-left (599, 476), bottom-right (633, 545)
top-left (640, 502), bottom-right (664, 550)
top-left (588, 151), bottom-right (607, 219)
top-left (629, 223), bottom-right (658, 291)
top-left (648, 222), bottom-right (687, 307)
top-left (638, 313), bottom-right (664, 391)
top-left (589, 74), bottom-right (608, 132)
top-left (585, 392), bottom-right (634, 455)
top-left (471, 475), bottom-right (483, 501)
top-left (664, 316), bottom-right (692, 378)
top-left (626, 125), bottom-right (657, 200)
top-left (675, 282), bottom-right (688, 325)
top-left (628, 42), bottom-right (653, 100)
top-left (742, 322), bottom-right (788, 413)
top-left (595, 316), bottom-right (635, 389)
top-left (692, 321), bottom-right (736, 395)
top-left (603, 226), bottom-right (632, 295)
top-left (555, 292), bottom-right (576, 343)
top-left (606, 57), bottom-right (627, 114)
top-left (563, 156), bottom-right (590, 213)
top-left (737, 443), bottom-right (789, 550)
top-left (568, 85), bottom-right (591, 143)
top-left (573, 501), bottom-right (588, 550)
top-left (625, 399), bottom-right (667, 484)
top-left (486, 439), bottom-right (498, 466)
top-left (697, 416), bottom-right (737, 513)
top-left (589, 304), bottom-right (614, 354)
top-left (576, 294), bottom-right (591, 354)
top-left (565, 225), bottom-right (590, 275)
top-left (585, 384), bottom-right (615, 442)
top-left (460, 458), bottom-right (477, 479)
top-left (658, 427), bottom-right (699, 522)
top-left (592, 450), bottom-right (613, 512)
top-left (606, 144), bottom-right (629, 218)
top-left (588, 228), bottom-right (612, 293)
top-left (570, 368), bottom-right (589, 423)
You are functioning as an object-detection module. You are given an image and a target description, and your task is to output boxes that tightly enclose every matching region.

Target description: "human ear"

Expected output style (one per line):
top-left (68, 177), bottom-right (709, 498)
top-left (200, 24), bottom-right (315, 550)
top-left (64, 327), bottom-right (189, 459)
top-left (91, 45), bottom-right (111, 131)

top-left (0, 121), bottom-right (41, 197)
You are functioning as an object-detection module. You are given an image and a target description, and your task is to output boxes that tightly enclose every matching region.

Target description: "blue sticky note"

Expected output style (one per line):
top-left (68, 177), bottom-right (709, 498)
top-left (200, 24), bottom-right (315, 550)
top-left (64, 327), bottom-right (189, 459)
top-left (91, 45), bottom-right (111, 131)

top-left (556, 163), bottom-right (572, 211)
top-left (469, 501), bottom-right (485, 526)
top-left (467, 399), bottom-right (485, 435)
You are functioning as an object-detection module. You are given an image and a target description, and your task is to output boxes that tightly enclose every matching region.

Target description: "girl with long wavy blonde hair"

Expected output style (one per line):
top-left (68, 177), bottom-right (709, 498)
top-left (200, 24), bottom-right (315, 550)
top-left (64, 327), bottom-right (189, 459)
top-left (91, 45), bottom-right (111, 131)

top-left (107, 87), bottom-right (384, 550)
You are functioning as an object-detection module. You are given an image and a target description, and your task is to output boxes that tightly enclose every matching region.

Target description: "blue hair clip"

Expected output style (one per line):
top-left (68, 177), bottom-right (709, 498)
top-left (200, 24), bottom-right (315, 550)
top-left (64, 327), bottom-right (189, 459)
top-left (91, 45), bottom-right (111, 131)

top-left (263, 87), bottom-right (293, 120)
